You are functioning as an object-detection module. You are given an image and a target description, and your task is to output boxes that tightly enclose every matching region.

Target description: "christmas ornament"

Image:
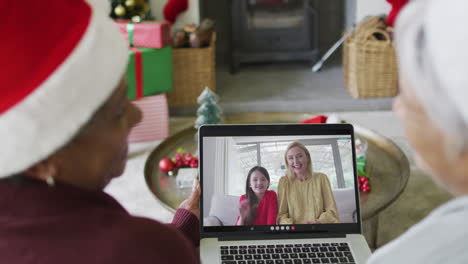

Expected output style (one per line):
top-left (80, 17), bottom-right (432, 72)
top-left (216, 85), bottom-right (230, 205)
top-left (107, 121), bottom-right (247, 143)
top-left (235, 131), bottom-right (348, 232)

top-left (358, 172), bottom-right (371, 193)
top-left (159, 149), bottom-right (198, 175)
top-left (110, 0), bottom-right (152, 20)
top-left (125, 0), bottom-right (136, 8)
top-left (114, 4), bottom-right (126, 17)
top-left (159, 157), bottom-right (174, 174)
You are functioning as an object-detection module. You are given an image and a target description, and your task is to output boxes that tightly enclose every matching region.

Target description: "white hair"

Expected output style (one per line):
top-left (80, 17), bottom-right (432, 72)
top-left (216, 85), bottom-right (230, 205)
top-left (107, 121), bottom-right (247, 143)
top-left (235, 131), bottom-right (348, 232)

top-left (395, 0), bottom-right (468, 158)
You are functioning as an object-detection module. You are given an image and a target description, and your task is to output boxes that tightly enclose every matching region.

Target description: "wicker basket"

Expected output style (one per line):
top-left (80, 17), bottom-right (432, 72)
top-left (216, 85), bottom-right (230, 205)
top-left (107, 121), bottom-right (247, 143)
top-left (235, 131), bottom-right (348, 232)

top-left (168, 33), bottom-right (216, 106)
top-left (343, 23), bottom-right (398, 98)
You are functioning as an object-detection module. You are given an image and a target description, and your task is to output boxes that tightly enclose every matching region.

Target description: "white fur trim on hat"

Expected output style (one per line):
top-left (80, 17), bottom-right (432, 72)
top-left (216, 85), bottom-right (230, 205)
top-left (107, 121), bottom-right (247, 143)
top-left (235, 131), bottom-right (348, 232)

top-left (0, 7), bottom-right (128, 177)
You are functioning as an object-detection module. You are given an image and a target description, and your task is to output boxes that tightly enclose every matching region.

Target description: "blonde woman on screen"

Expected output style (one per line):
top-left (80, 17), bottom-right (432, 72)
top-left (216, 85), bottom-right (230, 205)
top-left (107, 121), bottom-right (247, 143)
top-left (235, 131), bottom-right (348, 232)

top-left (277, 141), bottom-right (339, 224)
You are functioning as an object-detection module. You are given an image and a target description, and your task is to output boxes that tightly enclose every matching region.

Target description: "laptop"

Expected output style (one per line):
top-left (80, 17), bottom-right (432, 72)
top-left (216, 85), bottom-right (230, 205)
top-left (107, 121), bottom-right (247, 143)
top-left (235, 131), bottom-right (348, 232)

top-left (199, 124), bottom-right (371, 264)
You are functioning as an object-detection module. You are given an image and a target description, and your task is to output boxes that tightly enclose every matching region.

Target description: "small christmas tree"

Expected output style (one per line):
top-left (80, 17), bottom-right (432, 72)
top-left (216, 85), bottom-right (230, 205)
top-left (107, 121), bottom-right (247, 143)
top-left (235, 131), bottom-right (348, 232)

top-left (194, 87), bottom-right (222, 130)
top-left (110, 0), bottom-right (152, 22)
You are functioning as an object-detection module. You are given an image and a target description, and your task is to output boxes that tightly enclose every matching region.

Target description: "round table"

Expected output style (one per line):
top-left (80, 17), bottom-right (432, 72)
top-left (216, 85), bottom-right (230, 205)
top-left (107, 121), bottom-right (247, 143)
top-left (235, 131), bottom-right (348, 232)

top-left (144, 113), bottom-right (410, 249)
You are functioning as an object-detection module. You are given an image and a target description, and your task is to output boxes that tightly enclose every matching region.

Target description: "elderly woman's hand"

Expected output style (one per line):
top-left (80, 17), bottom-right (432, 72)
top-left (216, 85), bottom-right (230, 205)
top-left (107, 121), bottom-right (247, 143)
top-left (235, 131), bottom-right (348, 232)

top-left (179, 179), bottom-right (200, 219)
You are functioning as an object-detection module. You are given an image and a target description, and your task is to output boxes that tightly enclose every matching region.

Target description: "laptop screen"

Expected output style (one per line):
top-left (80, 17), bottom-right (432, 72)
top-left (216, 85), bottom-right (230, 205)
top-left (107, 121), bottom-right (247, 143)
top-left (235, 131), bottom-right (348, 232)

top-left (199, 124), bottom-right (361, 237)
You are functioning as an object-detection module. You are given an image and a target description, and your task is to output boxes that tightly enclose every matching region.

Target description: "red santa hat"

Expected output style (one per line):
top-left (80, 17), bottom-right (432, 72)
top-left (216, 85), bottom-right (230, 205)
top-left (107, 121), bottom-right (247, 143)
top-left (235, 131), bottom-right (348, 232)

top-left (0, 0), bottom-right (128, 178)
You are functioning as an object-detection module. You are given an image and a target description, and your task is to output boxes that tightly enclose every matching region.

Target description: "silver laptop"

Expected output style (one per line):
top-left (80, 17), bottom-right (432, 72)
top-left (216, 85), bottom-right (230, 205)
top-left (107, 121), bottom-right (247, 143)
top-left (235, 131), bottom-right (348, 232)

top-left (199, 124), bottom-right (371, 264)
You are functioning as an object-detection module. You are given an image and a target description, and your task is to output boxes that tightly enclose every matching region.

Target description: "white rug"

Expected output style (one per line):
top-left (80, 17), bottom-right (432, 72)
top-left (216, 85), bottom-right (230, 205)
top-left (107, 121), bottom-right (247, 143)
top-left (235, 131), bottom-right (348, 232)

top-left (105, 140), bottom-right (175, 223)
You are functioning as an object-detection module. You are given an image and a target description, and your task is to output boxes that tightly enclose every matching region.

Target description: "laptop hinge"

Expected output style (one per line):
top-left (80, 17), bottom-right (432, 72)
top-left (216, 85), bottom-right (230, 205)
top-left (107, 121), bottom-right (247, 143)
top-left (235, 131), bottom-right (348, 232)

top-left (218, 232), bottom-right (346, 241)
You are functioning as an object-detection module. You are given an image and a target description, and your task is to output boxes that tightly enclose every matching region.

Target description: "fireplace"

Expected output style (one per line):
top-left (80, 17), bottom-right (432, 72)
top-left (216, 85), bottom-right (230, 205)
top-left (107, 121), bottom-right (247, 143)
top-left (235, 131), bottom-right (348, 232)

top-left (230, 0), bottom-right (319, 73)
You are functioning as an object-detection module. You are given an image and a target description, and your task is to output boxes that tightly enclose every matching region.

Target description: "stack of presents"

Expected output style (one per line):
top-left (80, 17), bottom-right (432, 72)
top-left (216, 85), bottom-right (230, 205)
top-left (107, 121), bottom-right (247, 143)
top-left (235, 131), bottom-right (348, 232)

top-left (115, 21), bottom-right (173, 143)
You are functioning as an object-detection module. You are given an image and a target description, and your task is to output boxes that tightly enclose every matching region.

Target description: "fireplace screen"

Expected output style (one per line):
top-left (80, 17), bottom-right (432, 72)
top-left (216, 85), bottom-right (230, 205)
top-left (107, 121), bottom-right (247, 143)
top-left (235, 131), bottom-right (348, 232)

top-left (231, 0), bottom-right (319, 73)
top-left (246, 0), bottom-right (306, 29)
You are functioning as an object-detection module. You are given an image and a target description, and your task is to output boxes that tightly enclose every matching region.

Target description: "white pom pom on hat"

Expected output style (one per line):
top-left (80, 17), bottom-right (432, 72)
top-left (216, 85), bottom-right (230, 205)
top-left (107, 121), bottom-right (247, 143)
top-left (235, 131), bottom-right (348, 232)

top-left (0, 0), bottom-right (128, 178)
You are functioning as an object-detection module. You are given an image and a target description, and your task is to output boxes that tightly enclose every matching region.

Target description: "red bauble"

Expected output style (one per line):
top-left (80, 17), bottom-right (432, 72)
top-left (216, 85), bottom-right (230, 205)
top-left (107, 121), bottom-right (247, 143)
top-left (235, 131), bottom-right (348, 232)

top-left (358, 176), bottom-right (371, 193)
top-left (175, 153), bottom-right (184, 162)
top-left (174, 159), bottom-right (184, 168)
top-left (184, 152), bottom-right (193, 166)
top-left (159, 158), bottom-right (174, 173)
top-left (189, 159), bottom-right (198, 168)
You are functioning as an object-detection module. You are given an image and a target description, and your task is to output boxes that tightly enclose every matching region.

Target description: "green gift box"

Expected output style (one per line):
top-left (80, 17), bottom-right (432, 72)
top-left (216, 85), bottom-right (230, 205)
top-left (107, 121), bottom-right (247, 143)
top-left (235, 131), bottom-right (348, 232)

top-left (126, 46), bottom-right (173, 99)
top-left (356, 157), bottom-right (367, 173)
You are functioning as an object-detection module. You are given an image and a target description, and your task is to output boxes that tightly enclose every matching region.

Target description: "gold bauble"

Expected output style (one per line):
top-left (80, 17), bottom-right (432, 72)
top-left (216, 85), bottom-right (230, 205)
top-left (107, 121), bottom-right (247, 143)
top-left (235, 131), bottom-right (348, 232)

top-left (114, 4), bottom-right (126, 17)
top-left (125, 0), bottom-right (136, 8)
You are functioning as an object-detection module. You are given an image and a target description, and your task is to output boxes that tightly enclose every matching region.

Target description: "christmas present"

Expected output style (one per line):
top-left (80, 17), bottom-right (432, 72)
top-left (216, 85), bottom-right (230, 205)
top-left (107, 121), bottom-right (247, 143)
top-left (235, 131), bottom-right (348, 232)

top-left (356, 157), bottom-right (367, 172)
top-left (300, 115), bottom-right (328, 124)
top-left (115, 21), bottom-right (171, 49)
top-left (128, 94), bottom-right (169, 143)
top-left (127, 46), bottom-right (173, 99)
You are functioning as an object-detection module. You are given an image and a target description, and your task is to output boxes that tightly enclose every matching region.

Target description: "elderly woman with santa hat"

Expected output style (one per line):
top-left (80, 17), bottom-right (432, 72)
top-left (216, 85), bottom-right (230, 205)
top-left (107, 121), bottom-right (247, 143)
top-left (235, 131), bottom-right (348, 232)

top-left (0, 0), bottom-right (200, 263)
top-left (368, 0), bottom-right (468, 263)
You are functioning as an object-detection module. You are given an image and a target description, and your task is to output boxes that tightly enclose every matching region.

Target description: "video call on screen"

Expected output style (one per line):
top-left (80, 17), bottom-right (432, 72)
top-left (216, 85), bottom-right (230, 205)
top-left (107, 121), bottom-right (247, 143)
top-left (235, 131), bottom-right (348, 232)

top-left (202, 135), bottom-right (357, 228)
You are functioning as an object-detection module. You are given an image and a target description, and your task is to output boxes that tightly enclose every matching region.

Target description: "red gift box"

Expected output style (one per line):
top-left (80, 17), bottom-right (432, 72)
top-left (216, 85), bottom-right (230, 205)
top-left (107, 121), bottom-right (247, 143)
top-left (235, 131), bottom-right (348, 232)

top-left (128, 94), bottom-right (169, 143)
top-left (115, 21), bottom-right (171, 49)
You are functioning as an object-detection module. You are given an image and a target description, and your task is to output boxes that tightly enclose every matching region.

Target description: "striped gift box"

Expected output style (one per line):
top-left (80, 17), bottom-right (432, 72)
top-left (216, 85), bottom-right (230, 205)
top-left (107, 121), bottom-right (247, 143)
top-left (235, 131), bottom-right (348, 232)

top-left (115, 21), bottom-right (171, 49)
top-left (128, 94), bottom-right (169, 143)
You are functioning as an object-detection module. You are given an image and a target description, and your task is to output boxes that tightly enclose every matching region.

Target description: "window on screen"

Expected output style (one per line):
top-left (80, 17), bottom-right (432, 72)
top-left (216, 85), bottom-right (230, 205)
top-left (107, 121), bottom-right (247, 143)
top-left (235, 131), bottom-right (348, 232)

top-left (225, 138), bottom-right (354, 196)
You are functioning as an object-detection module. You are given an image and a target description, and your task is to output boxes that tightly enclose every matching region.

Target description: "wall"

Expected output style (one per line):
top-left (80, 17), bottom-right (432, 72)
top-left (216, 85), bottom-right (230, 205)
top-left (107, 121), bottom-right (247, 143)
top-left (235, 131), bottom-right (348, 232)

top-left (357, 0), bottom-right (390, 21)
top-left (149, 0), bottom-right (200, 30)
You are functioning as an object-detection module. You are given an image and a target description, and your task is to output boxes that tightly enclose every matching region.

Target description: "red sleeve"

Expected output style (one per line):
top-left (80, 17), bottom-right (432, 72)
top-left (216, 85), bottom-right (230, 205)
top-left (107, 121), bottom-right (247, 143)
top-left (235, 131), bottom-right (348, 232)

top-left (266, 191), bottom-right (278, 225)
top-left (170, 208), bottom-right (200, 247)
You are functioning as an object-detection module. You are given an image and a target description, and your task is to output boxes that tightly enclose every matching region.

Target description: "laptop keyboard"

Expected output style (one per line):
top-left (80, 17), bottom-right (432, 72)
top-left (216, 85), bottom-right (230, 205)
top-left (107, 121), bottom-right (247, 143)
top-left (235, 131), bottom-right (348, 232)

top-left (220, 243), bottom-right (355, 264)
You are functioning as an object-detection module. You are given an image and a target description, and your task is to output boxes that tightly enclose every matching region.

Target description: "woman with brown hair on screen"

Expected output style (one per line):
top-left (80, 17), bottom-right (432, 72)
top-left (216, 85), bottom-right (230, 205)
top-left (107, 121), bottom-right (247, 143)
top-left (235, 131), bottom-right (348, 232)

top-left (236, 166), bottom-right (278, 225)
top-left (0, 1), bottom-right (200, 263)
top-left (278, 141), bottom-right (339, 224)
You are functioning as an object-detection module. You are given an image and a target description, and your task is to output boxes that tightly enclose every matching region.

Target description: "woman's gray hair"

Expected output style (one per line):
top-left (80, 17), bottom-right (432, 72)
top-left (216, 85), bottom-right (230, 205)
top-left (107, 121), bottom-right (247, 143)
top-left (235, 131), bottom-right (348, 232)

top-left (395, 0), bottom-right (468, 158)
